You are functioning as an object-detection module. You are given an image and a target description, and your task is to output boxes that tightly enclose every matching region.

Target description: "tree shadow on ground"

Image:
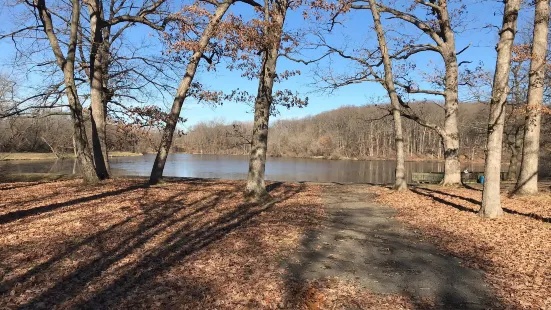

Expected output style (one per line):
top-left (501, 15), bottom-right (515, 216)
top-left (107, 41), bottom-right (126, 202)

top-left (417, 187), bottom-right (551, 223)
top-left (1, 179), bottom-right (305, 309)
top-left (0, 184), bottom-right (146, 225)
top-left (409, 187), bottom-right (477, 214)
top-left (0, 182), bottom-right (43, 191)
top-left (284, 184), bottom-right (500, 310)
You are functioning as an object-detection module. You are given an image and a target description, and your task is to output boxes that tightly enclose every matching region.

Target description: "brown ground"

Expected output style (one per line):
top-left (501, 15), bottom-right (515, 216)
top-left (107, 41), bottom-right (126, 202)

top-left (0, 178), bottom-right (410, 309)
top-left (372, 185), bottom-right (551, 310)
top-left (1, 178), bottom-right (549, 309)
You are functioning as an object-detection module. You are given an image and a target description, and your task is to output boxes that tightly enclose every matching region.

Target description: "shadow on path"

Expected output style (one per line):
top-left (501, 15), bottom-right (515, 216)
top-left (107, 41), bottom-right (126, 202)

top-left (285, 184), bottom-right (499, 310)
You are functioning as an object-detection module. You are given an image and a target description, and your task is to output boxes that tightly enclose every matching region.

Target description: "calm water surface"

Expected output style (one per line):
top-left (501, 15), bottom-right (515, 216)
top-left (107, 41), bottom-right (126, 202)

top-left (0, 154), bottom-right (489, 184)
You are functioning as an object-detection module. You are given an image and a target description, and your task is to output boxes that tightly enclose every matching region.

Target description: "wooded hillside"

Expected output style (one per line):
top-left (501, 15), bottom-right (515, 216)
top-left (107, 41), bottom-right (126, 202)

top-left (175, 102), bottom-right (551, 163)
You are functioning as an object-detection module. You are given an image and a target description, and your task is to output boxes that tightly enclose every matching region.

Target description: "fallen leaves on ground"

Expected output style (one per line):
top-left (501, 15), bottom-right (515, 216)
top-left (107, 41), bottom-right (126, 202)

top-left (370, 185), bottom-right (551, 310)
top-left (1, 179), bottom-right (410, 309)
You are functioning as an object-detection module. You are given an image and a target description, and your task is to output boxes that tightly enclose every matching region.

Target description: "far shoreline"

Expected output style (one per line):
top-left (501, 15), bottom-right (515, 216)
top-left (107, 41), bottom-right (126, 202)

top-left (0, 151), bottom-right (143, 161)
top-left (1, 151), bottom-right (489, 164)
top-left (162, 152), bottom-right (486, 164)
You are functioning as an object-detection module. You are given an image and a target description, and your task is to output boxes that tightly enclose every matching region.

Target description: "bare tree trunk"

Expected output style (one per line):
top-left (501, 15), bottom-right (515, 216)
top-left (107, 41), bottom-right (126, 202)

top-left (245, 89), bottom-right (273, 199)
top-left (149, 1), bottom-right (232, 185)
top-left (368, 0), bottom-right (406, 191)
top-left (515, 0), bottom-right (550, 195)
top-left (441, 48), bottom-right (461, 186)
top-left (480, 0), bottom-right (521, 218)
top-left (35, 0), bottom-right (99, 183)
top-left (88, 0), bottom-right (110, 179)
top-left (245, 0), bottom-right (286, 200)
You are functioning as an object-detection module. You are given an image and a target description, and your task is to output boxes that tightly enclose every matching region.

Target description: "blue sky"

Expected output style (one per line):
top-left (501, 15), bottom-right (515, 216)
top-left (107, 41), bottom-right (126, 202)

top-left (0, 0), bottom-right (536, 128)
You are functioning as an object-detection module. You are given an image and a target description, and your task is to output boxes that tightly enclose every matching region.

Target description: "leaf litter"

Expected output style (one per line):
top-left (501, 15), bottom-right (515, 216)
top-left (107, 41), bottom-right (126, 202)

top-left (1, 179), bottom-right (412, 309)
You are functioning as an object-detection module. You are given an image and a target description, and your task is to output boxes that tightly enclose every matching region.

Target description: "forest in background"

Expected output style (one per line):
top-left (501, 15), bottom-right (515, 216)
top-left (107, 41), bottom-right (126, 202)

top-left (3, 101), bottom-right (550, 170)
top-left (176, 102), bottom-right (493, 160)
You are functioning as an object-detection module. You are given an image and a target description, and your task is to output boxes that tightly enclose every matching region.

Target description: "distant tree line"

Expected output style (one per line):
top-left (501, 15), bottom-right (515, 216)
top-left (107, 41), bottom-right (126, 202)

top-left (0, 111), bottom-right (160, 156)
top-left (176, 102), bottom-right (550, 163)
top-left (176, 102), bottom-right (487, 159)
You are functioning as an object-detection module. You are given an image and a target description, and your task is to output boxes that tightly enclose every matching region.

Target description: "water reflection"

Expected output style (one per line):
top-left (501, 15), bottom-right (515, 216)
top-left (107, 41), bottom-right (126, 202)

top-left (0, 154), bottom-right (496, 184)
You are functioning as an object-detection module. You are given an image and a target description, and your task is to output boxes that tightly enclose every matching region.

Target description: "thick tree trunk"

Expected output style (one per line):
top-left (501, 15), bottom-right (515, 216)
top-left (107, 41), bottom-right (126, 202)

top-left (392, 108), bottom-right (407, 190)
top-left (88, 0), bottom-right (110, 179)
top-left (36, 0), bottom-right (99, 183)
top-left (442, 133), bottom-right (461, 185)
top-left (245, 94), bottom-right (272, 199)
top-left (149, 1), bottom-right (232, 185)
top-left (515, 0), bottom-right (550, 195)
top-left (69, 93), bottom-right (99, 183)
top-left (368, 0), bottom-right (406, 191)
top-left (442, 49), bottom-right (461, 186)
top-left (480, 0), bottom-right (521, 219)
top-left (245, 0), bottom-right (286, 200)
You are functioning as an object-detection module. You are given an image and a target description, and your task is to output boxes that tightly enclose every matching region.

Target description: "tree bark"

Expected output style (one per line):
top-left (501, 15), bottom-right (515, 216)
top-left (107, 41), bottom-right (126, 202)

top-left (441, 54), bottom-right (461, 186)
top-left (480, 0), bottom-right (521, 218)
top-left (244, 0), bottom-right (286, 200)
top-left (515, 0), bottom-right (550, 195)
top-left (35, 0), bottom-right (99, 183)
top-left (367, 0), bottom-right (406, 191)
top-left (149, 0), bottom-right (233, 185)
top-left (87, 0), bottom-right (110, 179)
top-left (440, 3), bottom-right (461, 186)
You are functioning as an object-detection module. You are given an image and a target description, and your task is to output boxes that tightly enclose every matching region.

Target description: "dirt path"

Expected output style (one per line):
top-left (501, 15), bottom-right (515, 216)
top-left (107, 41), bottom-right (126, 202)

top-left (285, 184), bottom-right (498, 309)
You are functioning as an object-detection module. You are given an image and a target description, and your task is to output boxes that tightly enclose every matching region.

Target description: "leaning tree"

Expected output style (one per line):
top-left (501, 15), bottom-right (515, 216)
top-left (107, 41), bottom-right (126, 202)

top-left (148, 0), bottom-right (263, 184)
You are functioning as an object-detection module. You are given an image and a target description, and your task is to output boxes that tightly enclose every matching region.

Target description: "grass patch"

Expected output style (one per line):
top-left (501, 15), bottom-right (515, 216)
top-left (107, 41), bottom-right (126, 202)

top-left (0, 152), bottom-right (142, 161)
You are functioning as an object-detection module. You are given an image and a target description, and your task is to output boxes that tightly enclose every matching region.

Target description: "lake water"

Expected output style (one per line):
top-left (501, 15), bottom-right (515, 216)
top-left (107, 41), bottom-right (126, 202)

top-left (0, 154), bottom-right (490, 184)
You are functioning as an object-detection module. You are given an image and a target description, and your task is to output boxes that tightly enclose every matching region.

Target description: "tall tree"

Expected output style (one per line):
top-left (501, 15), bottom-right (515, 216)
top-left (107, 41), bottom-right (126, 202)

top-left (367, 0), bottom-right (406, 191)
top-left (374, 0), bottom-right (463, 186)
top-left (87, 0), bottom-right (110, 178)
top-left (2, 0), bottom-right (175, 179)
top-left (244, 0), bottom-right (289, 199)
top-left (323, 0), bottom-right (470, 186)
top-left (480, 0), bottom-right (521, 219)
top-left (34, 0), bottom-right (99, 183)
top-left (85, 0), bottom-right (172, 179)
top-left (515, 0), bottom-right (550, 194)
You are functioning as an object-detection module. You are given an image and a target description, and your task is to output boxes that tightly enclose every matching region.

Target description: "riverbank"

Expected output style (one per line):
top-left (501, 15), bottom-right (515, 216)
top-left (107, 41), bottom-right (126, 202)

top-left (163, 152), bottom-right (488, 164)
top-left (0, 152), bottom-right (143, 161)
top-left (0, 151), bottom-right (489, 164)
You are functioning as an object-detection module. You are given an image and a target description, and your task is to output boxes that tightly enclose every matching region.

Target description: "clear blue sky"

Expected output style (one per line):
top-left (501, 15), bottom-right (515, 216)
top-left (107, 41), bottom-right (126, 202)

top-left (0, 0), bottom-right (536, 128)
